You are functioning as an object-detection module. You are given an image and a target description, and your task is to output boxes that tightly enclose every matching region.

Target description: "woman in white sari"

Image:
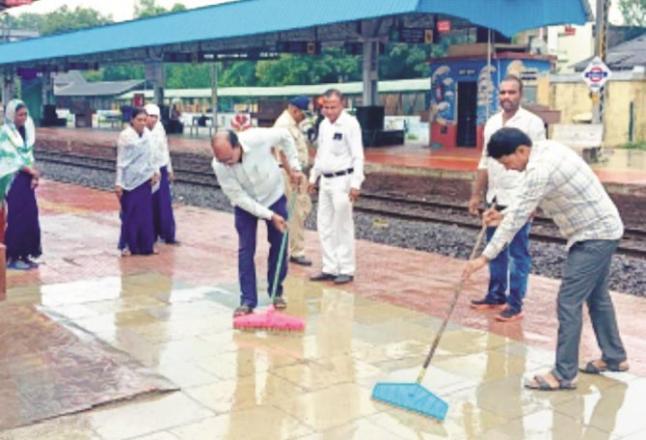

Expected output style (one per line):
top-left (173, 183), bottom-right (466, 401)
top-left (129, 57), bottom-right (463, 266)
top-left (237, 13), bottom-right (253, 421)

top-left (1, 99), bottom-right (42, 270)
top-left (116, 107), bottom-right (159, 256)
top-left (144, 104), bottom-right (177, 244)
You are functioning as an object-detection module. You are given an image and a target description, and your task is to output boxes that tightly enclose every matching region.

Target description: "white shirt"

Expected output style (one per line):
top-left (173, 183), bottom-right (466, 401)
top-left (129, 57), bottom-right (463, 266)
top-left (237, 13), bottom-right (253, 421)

top-left (212, 127), bottom-right (301, 220)
top-left (483, 140), bottom-right (624, 260)
top-left (150, 121), bottom-right (173, 172)
top-left (309, 110), bottom-right (365, 190)
top-left (116, 126), bottom-right (156, 191)
top-left (480, 107), bottom-right (546, 206)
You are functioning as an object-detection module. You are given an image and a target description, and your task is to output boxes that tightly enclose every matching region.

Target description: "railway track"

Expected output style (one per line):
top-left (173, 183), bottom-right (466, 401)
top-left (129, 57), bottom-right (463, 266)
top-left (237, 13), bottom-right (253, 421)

top-left (36, 150), bottom-right (646, 258)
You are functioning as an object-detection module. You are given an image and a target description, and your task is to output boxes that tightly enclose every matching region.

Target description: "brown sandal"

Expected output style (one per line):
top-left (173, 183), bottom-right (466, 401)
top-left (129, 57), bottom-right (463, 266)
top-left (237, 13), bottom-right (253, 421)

top-left (580, 360), bottom-right (629, 375)
top-left (233, 305), bottom-right (253, 317)
top-left (524, 373), bottom-right (576, 391)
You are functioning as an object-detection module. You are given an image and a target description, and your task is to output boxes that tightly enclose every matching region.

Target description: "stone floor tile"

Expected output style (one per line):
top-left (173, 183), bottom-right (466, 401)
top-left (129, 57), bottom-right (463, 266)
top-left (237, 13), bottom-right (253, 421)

top-left (169, 406), bottom-right (312, 440)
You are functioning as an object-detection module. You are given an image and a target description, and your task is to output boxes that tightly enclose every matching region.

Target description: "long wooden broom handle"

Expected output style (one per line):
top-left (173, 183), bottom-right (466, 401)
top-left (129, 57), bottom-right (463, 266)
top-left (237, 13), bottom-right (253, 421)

top-left (416, 222), bottom-right (488, 384)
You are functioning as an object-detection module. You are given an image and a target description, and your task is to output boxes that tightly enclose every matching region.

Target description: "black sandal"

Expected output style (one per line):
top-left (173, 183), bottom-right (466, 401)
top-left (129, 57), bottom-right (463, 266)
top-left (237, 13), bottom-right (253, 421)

top-left (580, 360), bottom-right (629, 375)
top-left (524, 374), bottom-right (576, 391)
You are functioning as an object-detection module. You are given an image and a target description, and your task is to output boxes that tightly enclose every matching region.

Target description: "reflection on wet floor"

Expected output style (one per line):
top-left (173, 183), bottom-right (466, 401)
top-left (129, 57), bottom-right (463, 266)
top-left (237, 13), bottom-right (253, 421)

top-left (2, 273), bottom-right (644, 439)
top-left (1, 180), bottom-right (645, 439)
top-left (0, 304), bottom-right (175, 431)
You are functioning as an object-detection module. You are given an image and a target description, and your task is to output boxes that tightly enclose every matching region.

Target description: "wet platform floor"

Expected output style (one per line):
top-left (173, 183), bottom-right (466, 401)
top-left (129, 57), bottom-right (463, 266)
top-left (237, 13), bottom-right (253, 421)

top-left (1, 179), bottom-right (646, 439)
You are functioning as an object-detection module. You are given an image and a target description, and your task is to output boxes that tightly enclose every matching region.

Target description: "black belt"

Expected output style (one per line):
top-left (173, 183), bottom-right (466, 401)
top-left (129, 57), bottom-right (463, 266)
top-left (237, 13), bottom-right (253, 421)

top-left (322, 168), bottom-right (353, 178)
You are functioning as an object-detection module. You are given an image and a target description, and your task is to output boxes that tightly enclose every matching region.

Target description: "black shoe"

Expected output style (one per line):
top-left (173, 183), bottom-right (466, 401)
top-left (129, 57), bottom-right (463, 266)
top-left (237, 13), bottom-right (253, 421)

top-left (289, 255), bottom-right (313, 266)
top-left (310, 272), bottom-right (336, 282)
top-left (470, 297), bottom-right (506, 311)
top-left (233, 304), bottom-right (253, 317)
top-left (334, 274), bottom-right (354, 284)
top-left (273, 296), bottom-right (287, 310)
top-left (495, 308), bottom-right (524, 322)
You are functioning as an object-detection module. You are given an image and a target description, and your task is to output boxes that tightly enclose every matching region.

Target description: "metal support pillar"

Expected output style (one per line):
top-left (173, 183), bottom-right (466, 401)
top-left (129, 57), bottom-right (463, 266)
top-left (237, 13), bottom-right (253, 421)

top-left (145, 61), bottom-right (165, 107)
top-left (592, 0), bottom-right (609, 125)
top-left (2, 71), bottom-right (15, 104)
top-left (211, 62), bottom-right (218, 131)
top-left (362, 39), bottom-right (379, 106)
top-left (361, 20), bottom-right (380, 106)
top-left (41, 69), bottom-right (54, 106)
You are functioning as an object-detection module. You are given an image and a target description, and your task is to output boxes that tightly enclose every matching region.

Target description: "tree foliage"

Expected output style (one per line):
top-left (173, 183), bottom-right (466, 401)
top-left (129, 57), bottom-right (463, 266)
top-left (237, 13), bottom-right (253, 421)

top-left (619, 0), bottom-right (646, 26)
top-left (135, 0), bottom-right (186, 18)
top-left (7, 6), bottom-right (113, 35)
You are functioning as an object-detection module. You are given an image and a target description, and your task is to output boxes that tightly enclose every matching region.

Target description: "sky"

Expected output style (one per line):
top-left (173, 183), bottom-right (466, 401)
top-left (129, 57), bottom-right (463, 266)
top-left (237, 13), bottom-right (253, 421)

top-left (7, 0), bottom-right (624, 24)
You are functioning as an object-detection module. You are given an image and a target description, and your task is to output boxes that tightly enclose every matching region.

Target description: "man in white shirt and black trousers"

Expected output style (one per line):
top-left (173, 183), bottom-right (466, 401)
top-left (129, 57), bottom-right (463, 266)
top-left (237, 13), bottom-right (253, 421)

top-left (308, 88), bottom-right (365, 285)
top-left (212, 128), bottom-right (304, 317)
top-left (468, 75), bottom-right (546, 322)
top-left (463, 127), bottom-right (629, 391)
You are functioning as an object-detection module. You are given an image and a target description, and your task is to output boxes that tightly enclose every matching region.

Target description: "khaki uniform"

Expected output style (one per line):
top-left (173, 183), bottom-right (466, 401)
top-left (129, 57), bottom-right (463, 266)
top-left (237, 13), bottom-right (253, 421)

top-left (273, 109), bottom-right (312, 258)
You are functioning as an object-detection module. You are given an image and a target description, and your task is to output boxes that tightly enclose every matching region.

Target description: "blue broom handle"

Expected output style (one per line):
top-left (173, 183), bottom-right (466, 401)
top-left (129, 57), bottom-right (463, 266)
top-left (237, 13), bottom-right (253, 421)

top-left (269, 193), bottom-right (297, 301)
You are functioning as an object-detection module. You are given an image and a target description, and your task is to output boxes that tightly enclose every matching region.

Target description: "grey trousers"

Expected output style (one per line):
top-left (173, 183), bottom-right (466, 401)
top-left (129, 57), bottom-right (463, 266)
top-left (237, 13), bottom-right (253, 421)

top-left (552, 239), bottom-right (627, 382)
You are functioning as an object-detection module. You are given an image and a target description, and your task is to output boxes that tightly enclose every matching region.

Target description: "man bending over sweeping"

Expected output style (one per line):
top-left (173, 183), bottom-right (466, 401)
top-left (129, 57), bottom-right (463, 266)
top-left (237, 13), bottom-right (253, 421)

top-left (463, 127), bottom-right (629, 391)
top-left (212, 128), bottom-right (304, 317)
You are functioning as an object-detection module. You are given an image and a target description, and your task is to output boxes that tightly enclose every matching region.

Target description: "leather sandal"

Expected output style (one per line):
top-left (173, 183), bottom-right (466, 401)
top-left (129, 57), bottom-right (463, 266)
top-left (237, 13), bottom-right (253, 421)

top-left (580, 360), bottom-right (629, 375)
top-left (233, 305), bottom-right (253, 317)
top-left (524, 373), bottom-right (576, 391)
top-left (273, 297), bottom-right (287, 310)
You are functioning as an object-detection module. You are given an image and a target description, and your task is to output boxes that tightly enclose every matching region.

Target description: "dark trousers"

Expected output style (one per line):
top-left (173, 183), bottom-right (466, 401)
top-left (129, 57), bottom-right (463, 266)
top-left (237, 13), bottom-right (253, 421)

top-left (235, 196), bottom-right (288, 308)
top-left (485, 222), bottom-right (531, 312)
top-left (5, 171), bottom-right (42, 261)
top-left (118, 181), bottom-right (155, 255)
top-left (552, 239), bottom-right (627, 382)
top-left (153, 166), bottom-right (176, 243)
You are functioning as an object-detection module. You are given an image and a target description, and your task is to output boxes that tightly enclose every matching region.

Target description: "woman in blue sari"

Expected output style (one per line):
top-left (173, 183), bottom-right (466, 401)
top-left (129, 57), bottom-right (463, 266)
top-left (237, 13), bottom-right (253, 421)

top-left (116, 107), bottom-right (159, 256)
top-left (1, 100), bottom-right (42, 270)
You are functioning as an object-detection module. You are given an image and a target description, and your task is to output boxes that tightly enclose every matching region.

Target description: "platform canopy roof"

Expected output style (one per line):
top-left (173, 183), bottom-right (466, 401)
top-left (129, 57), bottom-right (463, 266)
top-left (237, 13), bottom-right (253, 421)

top-left (0, 0), bottom-right (592, 71)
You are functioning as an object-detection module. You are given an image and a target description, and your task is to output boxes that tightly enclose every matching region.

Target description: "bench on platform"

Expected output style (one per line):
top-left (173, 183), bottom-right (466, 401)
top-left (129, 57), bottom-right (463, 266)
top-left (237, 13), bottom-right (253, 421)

top-left (551, 123), bottom-right (603, 163)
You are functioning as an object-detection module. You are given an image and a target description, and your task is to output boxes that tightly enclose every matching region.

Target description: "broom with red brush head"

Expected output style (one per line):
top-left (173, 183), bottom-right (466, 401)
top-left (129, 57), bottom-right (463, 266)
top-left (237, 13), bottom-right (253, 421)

top-left (233, 197), bottom-right (305, 332)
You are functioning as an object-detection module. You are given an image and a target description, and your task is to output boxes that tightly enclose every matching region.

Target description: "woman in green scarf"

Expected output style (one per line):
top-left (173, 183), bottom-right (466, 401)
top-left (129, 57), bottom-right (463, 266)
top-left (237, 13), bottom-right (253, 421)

top-left (0, 99), bottom-right (42, 270)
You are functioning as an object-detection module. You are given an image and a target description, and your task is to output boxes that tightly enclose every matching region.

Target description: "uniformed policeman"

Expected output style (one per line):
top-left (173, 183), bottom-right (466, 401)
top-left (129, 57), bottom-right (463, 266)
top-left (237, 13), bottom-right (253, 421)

top-left (273, 96), bottom-right (313, 266)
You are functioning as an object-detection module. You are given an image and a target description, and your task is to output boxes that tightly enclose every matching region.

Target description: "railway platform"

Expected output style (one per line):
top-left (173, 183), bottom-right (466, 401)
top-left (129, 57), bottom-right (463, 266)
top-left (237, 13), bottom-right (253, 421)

top-left (1, 179), bottom-right (646, 439)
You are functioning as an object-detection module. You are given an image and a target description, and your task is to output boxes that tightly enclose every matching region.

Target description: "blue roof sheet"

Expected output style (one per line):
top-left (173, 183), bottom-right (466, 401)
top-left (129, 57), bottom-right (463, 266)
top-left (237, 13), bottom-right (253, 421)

top-left (0, 0), bottom-right (590, 67)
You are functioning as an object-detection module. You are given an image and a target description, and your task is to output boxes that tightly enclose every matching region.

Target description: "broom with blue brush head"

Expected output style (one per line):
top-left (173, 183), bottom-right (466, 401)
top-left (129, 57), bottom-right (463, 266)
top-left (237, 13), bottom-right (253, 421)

top-left (372, 221), bottom-right (488, 421)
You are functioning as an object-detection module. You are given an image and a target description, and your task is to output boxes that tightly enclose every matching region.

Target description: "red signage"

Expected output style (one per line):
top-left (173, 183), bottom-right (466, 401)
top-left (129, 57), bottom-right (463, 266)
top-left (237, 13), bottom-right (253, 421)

top-left (563, 25), bottom-right (576, 36)
top-left (437, 20), bottom-right (451, 33)
top-left (6, 0), bottom-right (33, 6)
top-left (132, 93), bottom-right (145, 108)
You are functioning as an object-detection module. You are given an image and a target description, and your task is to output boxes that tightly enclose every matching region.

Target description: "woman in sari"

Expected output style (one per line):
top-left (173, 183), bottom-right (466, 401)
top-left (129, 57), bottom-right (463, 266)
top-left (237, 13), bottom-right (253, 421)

top-left (144, 104), bottom-right (177, 244)
top-left (116, 107), bottom-right (159, 256)
top-left (1, 100), bottom-right (41, 270)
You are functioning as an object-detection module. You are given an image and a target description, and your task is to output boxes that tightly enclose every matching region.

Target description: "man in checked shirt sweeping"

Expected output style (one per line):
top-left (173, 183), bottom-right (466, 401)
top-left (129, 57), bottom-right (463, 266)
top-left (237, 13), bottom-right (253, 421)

top-left (463, 127), bottom-right (629, 391)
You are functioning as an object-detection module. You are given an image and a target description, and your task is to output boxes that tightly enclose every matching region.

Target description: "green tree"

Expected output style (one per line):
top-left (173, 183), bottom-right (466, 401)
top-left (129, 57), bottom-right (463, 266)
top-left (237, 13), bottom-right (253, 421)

top-left (9, 6), bottom-right (112, 35)
top-left (165, 64), bottom-right (212, 88)
top-left (619, 0), bottom-right (646, 26)
top-left (380, 44), bottom-right (431, 79)
top-left (219, 61), bottom-right (257, 87)
top-left (135, 0), bottom-right (186, 18)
